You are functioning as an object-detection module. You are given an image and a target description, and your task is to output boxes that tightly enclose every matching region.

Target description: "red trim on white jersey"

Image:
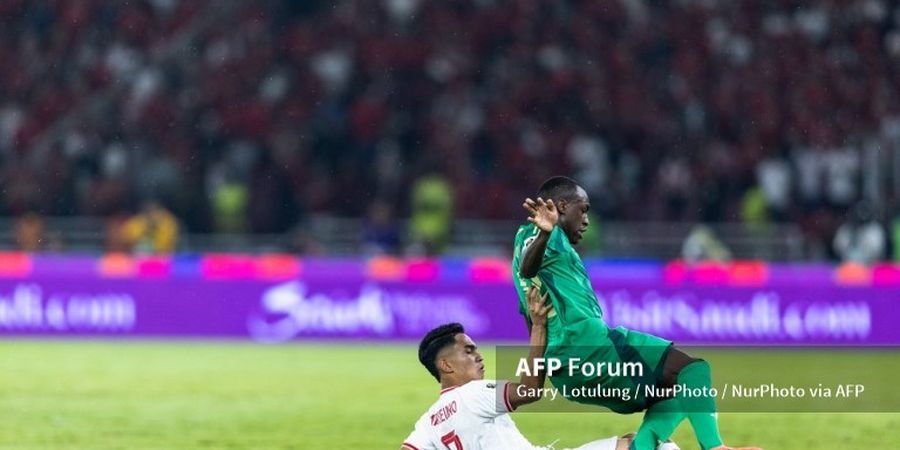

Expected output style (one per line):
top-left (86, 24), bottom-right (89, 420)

top-left (440, 386), bottom-right (458, 395)
top-left (503, 382), bottom-right (515, 412)
top-left (402, 443), bottom-right (421, 450)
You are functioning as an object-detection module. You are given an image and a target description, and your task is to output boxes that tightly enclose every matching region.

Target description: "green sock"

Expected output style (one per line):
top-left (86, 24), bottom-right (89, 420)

top-left (630, 398), bottom-right (685, 450)
top-left (677, 360), bottom-right (724, 450)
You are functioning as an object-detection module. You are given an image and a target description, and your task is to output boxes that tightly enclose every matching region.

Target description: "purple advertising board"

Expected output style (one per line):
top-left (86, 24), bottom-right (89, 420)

top-left (0, 258), bottom-right (898, 345)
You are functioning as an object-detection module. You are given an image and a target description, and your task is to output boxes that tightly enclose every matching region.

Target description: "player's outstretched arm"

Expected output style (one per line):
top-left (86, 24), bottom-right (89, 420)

top-left (519, 197), bottom-right (557, 278)
top-left (505, 285), bottom-right (553, 410)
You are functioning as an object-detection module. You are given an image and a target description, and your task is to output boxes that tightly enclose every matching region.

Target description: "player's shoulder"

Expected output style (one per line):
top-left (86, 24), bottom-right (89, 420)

top-left (514, 224), bottom-right (538, 254)
top-left (457, 379), bottom-right (504, 397)
top-left (464, 379), bottom-right (500, 389)
top-left (514, 223), bottom-right (535, 241)
top-left (412, 382), bottom-right (497, 422)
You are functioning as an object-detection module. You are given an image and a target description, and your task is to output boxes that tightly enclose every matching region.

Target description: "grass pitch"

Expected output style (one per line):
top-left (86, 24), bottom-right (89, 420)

top-left (0, 341), bottom-right (897, 449)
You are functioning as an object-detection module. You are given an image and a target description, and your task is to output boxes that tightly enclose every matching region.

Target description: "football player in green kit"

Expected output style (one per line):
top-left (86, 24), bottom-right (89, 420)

top-left (512, 176), bottom-right (761, 450)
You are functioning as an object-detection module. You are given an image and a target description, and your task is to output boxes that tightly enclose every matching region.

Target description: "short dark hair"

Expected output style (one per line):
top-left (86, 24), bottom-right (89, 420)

top-left (418, 322), bottom-right (464, 382)
top-left (537, 176), bottom-right (581, 202)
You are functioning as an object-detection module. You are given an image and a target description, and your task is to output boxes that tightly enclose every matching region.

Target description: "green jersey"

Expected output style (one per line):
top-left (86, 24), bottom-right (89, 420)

top-left (512, 223), bottom-right (671, 413)
top-left (511, 223), bottom-right (607, 348)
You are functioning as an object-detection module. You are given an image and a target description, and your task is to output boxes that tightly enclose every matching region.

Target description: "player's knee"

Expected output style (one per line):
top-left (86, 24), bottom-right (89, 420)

top-left (665, 348), bottom-right (702, 376)
top-left (687, 359), bottom-right (711, 374)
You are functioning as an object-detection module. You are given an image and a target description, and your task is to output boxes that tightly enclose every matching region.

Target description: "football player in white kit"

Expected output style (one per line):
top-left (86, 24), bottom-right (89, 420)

top-left (400, 286), bottom-right (677, 450)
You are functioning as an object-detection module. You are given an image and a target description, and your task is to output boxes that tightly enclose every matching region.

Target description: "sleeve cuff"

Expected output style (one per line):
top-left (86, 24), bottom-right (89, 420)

top-left (503, 382), bottom-right (516, 412)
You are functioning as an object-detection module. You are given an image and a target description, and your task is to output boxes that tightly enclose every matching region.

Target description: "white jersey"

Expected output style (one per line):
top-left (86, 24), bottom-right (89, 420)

top-left (402, 380), bottom-right (534, 450)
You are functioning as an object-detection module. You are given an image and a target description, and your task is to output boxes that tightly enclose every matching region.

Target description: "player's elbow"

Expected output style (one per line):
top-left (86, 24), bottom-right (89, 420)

top-left (506, 382), bottom-right (543, 410)
top-left (516, 393), bottom-right (542, 408)
top-left (518, 267), bottom-right (537, 279)
top-left (524, 390), bottom-right (543, 404)
top-left (520, 382), bottom-right (545, 404)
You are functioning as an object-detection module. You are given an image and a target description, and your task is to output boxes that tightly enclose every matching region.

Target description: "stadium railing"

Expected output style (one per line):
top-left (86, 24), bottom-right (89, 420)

top-left (0, 215), bottom-right (807, 260)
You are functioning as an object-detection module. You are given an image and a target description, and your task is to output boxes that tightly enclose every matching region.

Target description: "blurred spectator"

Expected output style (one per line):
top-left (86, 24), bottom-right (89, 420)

top-left (247, 148), bottom-right (297, 233)
top-left (682, 225), bottom-right (732, 263)
top-left (362, 200), bottom-right (400, 255)
top-left (105, 214), bottom-right (131, 253)
top-left (658, 157), bottom-right (694, 221)
top-left (14, 212), bottom-right (45, 252)
top-left (408, 174), bottom-right (453, 256)
top-left (118, 201), bottom-right (179, 254)
top-left (756, 155), bottom-right (791, 221)
top-left (210, 173), bottom-right (249, 234)
top-left (824, 147), bottom-right (860, 209)
top-left (568, 135), bottom-right (613, 213)
top-left (740, 187), bottom-right (770, 231)
top-left (833, 202), bottom-right (886, 264)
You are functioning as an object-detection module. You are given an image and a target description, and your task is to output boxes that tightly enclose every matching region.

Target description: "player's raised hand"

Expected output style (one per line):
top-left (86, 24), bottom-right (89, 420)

top-left (523, 197), bottom-right (558, 233)
top-left (526, 285), bottom-right (552, 327)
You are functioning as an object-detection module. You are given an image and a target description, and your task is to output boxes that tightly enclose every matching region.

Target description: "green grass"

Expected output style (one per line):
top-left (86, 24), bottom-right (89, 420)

top-left (0, 341), bottom-right (898, 449)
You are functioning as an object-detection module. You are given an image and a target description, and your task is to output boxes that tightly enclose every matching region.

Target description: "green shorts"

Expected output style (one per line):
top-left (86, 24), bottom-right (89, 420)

top-left (548, 325), bottom-right (673, 414)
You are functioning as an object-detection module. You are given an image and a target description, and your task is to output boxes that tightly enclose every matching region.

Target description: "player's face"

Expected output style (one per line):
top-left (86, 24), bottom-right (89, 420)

top-left (445, 333), bottom-right (485, 382)
top-left (560, 187), bottom-right (590, 245)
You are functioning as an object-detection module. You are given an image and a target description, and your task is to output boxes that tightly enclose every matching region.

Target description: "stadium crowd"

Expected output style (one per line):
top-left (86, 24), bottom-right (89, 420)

top-left (2, 0), bottom-right (900, 259)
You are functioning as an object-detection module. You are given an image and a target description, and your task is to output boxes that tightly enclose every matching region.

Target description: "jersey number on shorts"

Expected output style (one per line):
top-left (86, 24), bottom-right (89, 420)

top-left (440, 431), bottom-right (463, 450)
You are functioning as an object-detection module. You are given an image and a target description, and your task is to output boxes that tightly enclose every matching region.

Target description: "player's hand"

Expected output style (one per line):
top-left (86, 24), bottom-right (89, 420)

top-left (523, 197), bottom-right (558, 233)
top-left (526, 285), bottom-right (552, 328)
